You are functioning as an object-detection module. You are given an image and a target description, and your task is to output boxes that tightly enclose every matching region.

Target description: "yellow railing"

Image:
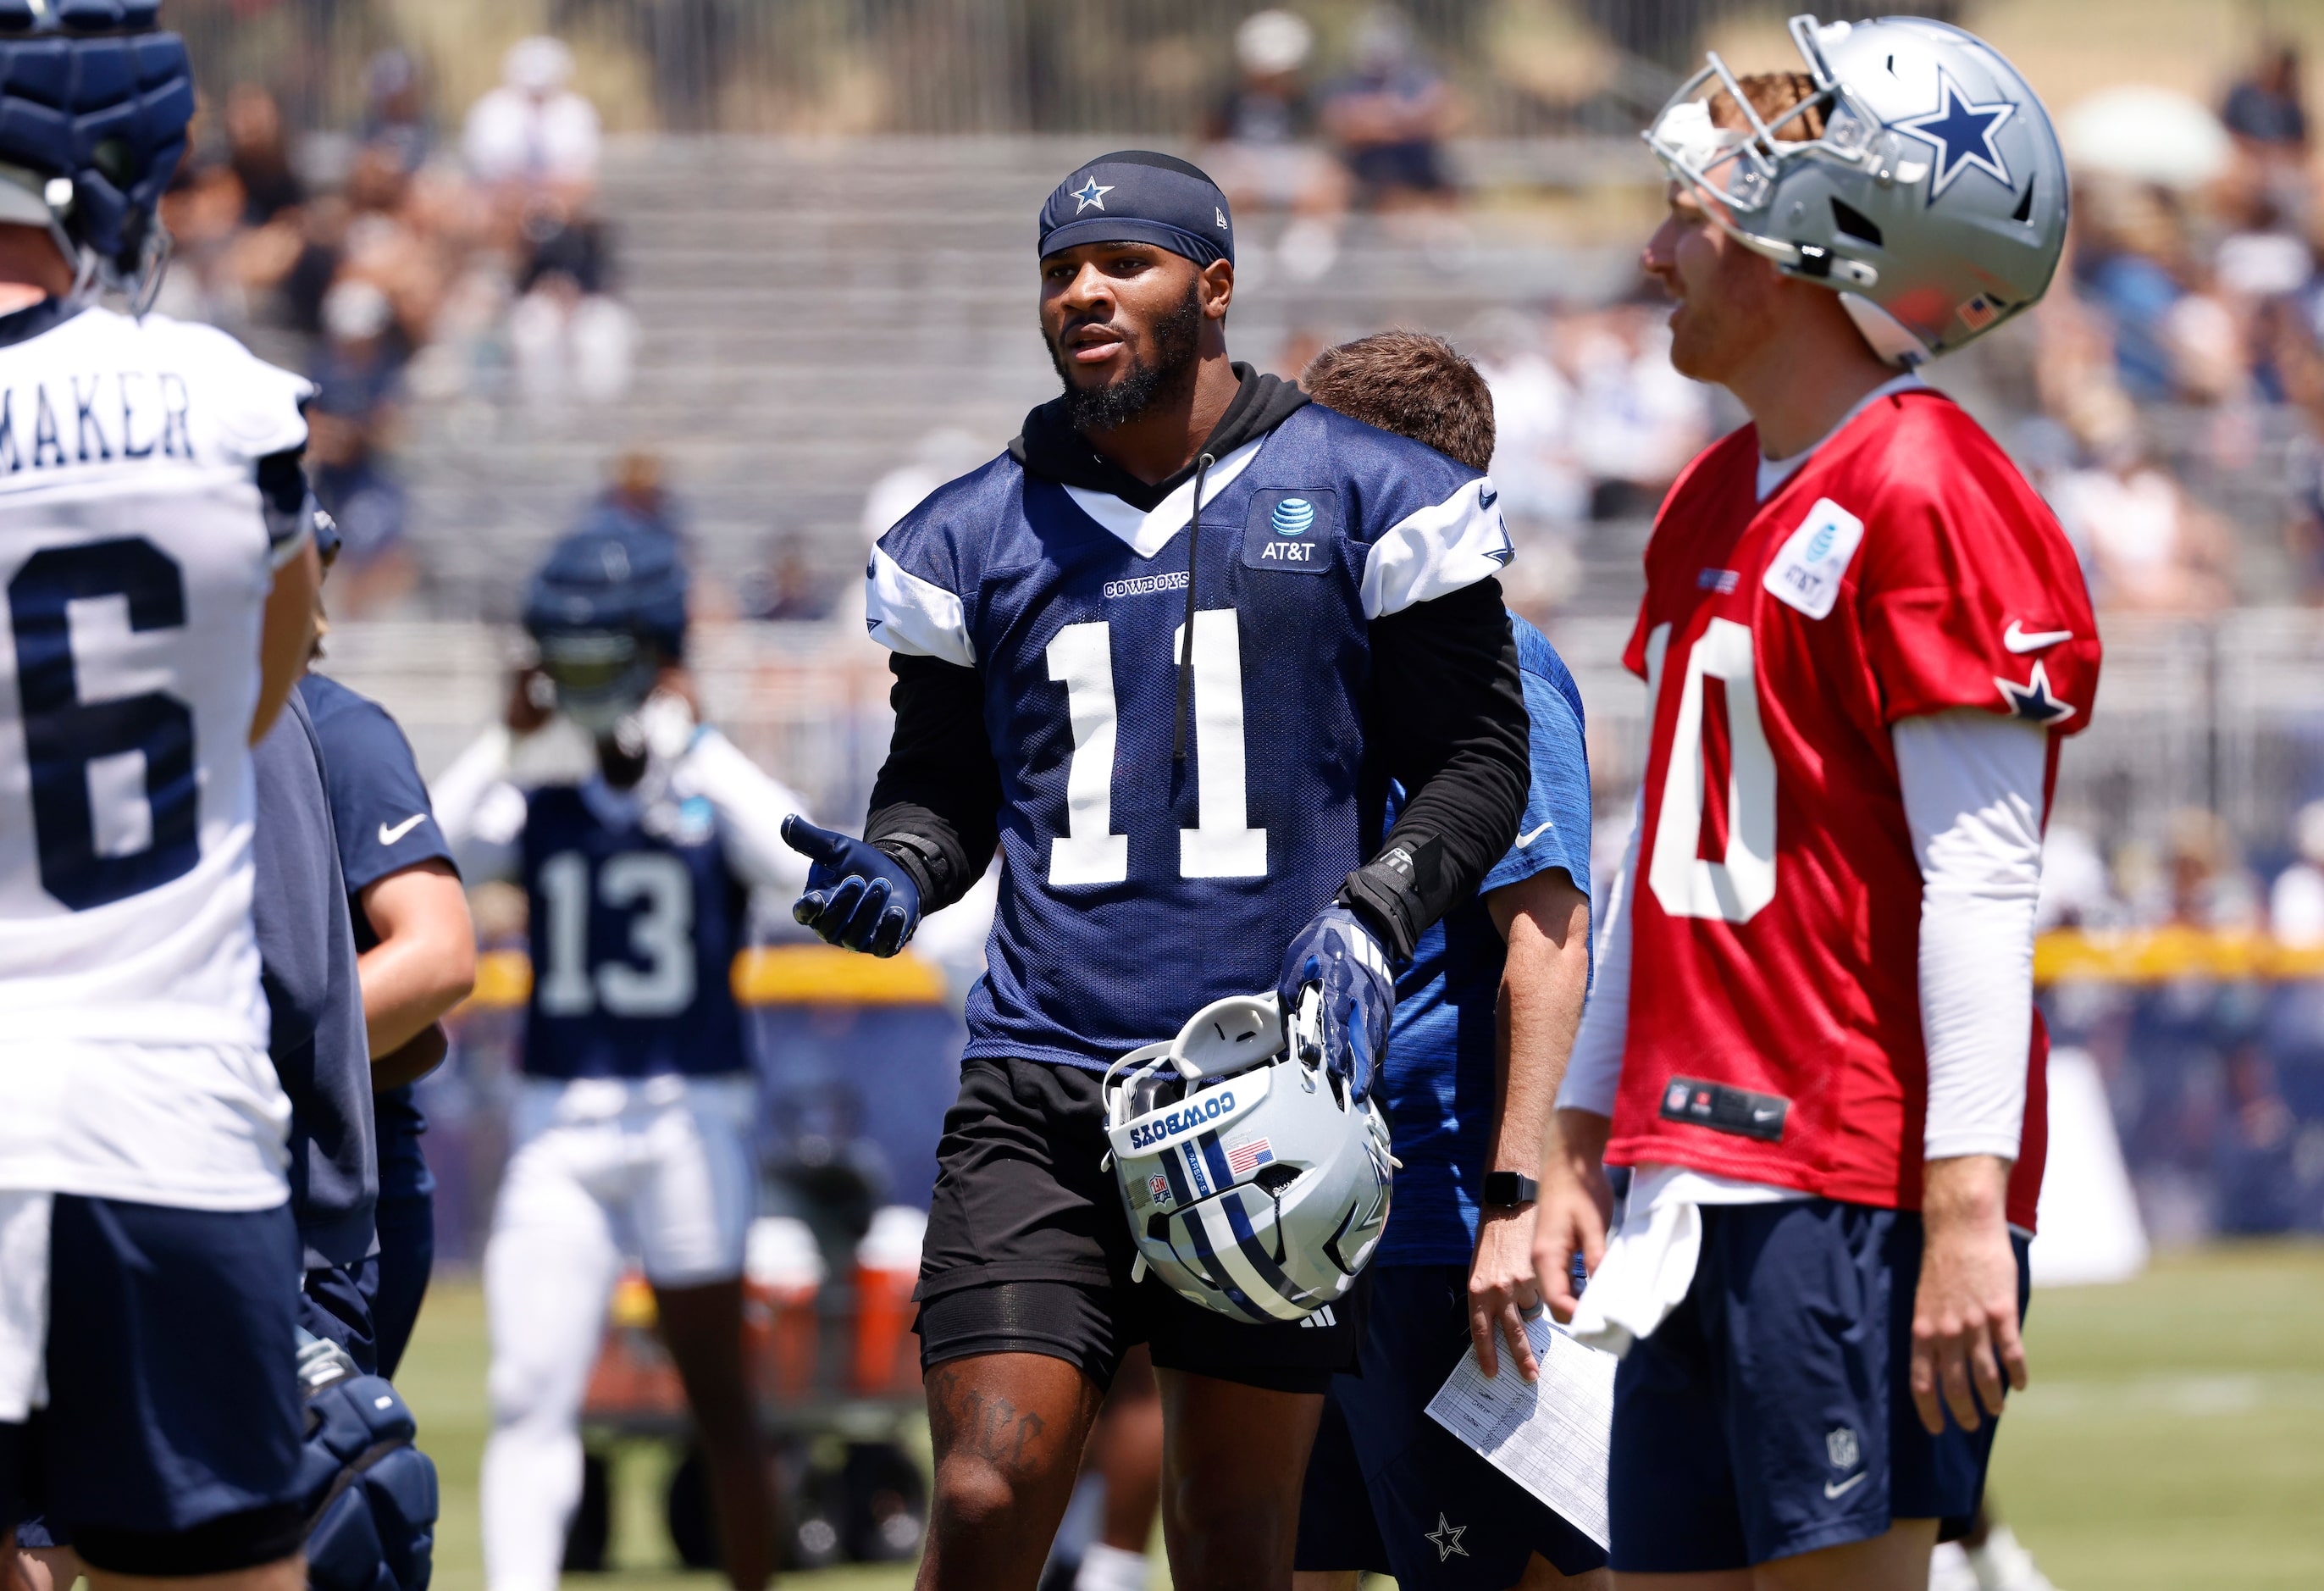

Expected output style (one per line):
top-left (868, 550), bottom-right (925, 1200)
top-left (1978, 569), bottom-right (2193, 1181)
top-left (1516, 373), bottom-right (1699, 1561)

top-left (2033, 927), bottom-right (2324, 985)
top-left (462, 944), bottom-right (949, 1011)
top-left (458, 929), bottom-right (2324, 1015)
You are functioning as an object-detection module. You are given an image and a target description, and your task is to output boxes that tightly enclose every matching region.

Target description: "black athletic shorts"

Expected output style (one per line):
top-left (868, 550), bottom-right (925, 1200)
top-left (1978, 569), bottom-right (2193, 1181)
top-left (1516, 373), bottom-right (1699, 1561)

top-left (914, 1056), bottom-right (1368, 1394)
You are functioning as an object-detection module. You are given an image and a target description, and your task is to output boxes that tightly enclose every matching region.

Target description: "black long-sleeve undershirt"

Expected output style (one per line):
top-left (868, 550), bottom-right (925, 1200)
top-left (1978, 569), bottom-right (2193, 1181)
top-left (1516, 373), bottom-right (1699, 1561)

top-left (863, 578), bottom-right (1530, 956)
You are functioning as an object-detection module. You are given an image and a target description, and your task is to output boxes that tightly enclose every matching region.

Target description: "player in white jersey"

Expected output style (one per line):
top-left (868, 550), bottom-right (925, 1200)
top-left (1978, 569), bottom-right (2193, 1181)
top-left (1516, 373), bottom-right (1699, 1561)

top-left (432, 521), bottom-right (813, 1591)
top-left (0, 8), bottom-right (325, 1588)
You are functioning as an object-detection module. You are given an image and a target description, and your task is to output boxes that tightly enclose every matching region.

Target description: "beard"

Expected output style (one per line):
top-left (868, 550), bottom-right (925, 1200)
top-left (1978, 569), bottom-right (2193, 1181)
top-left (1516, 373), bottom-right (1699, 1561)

top-left (1046, 280), bottom-right (1205, 433)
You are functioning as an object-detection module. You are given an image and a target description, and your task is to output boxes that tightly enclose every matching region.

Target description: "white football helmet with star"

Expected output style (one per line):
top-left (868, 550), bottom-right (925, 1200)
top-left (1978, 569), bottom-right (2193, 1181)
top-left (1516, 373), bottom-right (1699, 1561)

top-left (1645, 13), bottom-right (2067, 365)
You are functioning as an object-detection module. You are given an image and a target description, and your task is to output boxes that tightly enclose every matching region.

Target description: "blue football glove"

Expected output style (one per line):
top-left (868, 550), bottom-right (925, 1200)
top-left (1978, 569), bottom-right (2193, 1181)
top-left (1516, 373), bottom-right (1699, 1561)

top-left (782, 816), bottom-right (923, 958)
top-left (1277, 905), bottom-right (1396, 1102)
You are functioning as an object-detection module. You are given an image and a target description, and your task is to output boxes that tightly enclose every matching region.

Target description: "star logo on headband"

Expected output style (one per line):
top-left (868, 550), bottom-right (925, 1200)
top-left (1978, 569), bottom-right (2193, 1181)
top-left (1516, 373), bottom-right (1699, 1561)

top-left (1893, 69), bottom-right (2017, 202)
top-left (1071, 177), bottom-right (1113, 213)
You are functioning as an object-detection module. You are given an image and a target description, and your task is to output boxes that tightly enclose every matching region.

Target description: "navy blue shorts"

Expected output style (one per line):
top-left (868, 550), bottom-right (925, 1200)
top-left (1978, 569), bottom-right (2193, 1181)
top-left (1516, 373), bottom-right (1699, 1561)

top-left (0, 1195), bottom-right (305, 1575)
top-left (1295, 1264), bottom-right (1607, 1587)
top-left (1608, 1200), bottom-right (2030, 1572)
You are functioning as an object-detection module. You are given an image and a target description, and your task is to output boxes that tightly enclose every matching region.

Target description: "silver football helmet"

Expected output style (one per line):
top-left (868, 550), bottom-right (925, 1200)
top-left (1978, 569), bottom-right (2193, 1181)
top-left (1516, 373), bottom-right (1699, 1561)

top-left (1645, 14), bottom-right (2067, 365)
top-left (1102, 993), bottom-right (1393, 1323)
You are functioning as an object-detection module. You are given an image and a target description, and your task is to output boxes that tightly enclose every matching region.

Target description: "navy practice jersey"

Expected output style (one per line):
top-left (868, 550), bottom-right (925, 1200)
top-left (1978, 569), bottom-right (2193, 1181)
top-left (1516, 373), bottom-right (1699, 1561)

top-left (519, 783), bottom-right (751, 1080)
top-left (868, 402), bottom-right (1513, 1069)
top-left (1375, 617), bottom-right (1591, 1264)
top-left (252, 689), bottom-right (374, 1265)
top-left (300, 673), bottom-right (456, 1188)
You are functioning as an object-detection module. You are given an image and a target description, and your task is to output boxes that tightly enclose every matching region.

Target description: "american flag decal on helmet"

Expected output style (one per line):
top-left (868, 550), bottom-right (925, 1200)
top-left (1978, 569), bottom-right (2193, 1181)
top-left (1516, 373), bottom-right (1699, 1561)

top-left (1227, 1138), bottom-right (1275, 1176)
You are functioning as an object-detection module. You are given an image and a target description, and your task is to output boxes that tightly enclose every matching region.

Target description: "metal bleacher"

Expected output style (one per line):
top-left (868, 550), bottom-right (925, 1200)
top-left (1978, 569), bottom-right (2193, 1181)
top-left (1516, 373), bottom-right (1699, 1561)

top-left (397, 134), bottom-right (1655, 622)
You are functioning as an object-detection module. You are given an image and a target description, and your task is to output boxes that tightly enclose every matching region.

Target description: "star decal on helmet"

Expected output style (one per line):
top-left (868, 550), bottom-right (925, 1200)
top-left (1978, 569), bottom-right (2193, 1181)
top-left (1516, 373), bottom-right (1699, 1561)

top-left (1894, 69), bottom-right (2017, 202)
top-left (1995, 659), bottom-right (2073, 725)
top-left (1071, 176), bottom-right (1113, 213)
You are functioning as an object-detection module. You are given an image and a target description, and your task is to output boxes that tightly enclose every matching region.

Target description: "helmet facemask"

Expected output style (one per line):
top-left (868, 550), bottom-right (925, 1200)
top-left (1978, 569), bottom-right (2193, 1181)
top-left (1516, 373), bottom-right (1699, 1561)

top-left (536, 629), bottom-right (662, 737)
top-left (1645, 19), bottom-right (1884, 297)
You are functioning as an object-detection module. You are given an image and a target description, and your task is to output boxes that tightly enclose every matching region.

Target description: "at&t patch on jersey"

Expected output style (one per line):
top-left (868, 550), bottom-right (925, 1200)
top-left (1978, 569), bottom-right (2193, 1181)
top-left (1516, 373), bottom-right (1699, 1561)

top-left (1761, 497), bottom-right (1865, 620)
top-left (1242, 487), bottom-right (1337, 575)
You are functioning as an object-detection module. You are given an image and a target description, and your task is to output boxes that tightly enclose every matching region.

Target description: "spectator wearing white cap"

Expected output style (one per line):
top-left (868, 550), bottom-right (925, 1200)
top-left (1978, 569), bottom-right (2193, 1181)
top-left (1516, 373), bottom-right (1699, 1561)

top-left (462, 36), bottom-right (600, 195)
top-left (1202, 8), bottom-right (1347, 283)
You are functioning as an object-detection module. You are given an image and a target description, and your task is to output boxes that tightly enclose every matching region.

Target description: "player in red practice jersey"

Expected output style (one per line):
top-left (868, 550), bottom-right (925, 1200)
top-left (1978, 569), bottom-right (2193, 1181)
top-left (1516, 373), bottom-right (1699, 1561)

top-left (1532, 17), bottom-right (2091, 1590)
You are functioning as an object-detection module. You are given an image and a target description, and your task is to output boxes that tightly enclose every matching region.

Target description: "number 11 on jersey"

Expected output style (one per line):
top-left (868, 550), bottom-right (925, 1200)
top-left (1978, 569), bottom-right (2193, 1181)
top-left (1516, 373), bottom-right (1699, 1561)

top-left (1044, 613), bottom-right (1269, 887)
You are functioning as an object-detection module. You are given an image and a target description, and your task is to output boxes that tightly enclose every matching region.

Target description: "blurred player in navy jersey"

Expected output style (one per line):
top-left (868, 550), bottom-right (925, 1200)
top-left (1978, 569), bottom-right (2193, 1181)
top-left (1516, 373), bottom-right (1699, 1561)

top-left (1535, 19), bottom-right (2094, 1590)
top-left (0, 10), bottom-right (324, 1587)
top-left (434, 521), bottom-right (812, 1591)
top-left (1290, 333), bottom-right (1606, 1591)
top-left (787, 152), bottom-right (1530, 1591)
top-left (298, 548), bottom-right (477, 1381)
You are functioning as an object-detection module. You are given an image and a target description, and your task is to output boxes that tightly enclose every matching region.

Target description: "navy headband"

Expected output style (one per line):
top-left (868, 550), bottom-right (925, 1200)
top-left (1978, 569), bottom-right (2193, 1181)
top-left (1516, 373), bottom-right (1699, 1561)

top-left (1038, 150), bottom-right (1235, 269)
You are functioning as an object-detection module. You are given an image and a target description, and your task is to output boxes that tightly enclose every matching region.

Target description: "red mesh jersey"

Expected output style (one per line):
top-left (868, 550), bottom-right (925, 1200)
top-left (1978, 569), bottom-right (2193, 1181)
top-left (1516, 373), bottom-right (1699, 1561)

top-left (1609, 387), bottom-right (2100, 1232)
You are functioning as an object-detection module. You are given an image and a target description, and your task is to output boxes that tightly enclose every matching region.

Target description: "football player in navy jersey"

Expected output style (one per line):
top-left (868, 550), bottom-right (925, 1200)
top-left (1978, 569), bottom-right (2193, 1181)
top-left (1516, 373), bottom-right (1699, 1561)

top-left (1291, 335), bottom-right (1606, 1591)
top-left (786, 153), bottom-right (1531, 1591)
top-left (434, 524), bottom-right (813, 1591)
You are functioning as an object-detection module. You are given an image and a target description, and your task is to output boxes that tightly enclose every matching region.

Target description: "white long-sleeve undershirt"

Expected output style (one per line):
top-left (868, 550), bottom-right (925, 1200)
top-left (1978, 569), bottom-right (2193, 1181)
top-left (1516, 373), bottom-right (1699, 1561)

top-left (1556, 709), bottom-right (2049, 1172)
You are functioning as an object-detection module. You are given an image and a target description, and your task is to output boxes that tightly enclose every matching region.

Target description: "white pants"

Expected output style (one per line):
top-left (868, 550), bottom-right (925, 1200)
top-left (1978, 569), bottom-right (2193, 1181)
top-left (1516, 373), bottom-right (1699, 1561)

top-left (480, 1073), bottom-right (755, 1591)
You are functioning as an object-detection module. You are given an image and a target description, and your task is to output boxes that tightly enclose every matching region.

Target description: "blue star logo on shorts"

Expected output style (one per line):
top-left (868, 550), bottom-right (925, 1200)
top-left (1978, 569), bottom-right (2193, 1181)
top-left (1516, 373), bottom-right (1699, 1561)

top-left (1894, 69), bottom-right (2017, 201)
top-left (1071, 177), bottom-right (1113, 213)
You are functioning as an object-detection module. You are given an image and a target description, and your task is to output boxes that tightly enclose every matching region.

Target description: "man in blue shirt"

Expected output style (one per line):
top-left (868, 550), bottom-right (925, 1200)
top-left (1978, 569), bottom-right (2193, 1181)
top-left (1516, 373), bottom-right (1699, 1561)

top-left (1292, 334), bottom-right (1608, 1590)
top-left (300, 656), bottom-right (474, 1380)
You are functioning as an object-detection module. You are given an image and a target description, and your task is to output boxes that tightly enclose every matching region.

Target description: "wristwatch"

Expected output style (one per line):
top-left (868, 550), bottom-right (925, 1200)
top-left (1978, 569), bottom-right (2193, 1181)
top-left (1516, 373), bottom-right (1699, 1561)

top-left (1483, 1172), bottom-right (1539, 1208)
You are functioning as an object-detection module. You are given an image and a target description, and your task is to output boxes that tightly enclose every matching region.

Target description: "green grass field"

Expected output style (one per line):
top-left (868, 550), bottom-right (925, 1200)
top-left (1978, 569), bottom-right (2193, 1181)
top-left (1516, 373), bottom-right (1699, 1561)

top-left (398, 1244), bottom-right (2324, 1590)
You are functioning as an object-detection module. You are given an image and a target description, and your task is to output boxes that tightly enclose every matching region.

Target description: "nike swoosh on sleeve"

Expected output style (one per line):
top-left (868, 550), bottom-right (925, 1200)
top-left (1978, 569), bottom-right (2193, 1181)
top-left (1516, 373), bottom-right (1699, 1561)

top-left (1514, 819), bottom-right (1556, 847)
top-left (379, 814), bottom-right (428, 845)
top-left (2003, 621), bottom-right (2072, 653)
top-left (1823, 1472), bottom-right (1869, 1500)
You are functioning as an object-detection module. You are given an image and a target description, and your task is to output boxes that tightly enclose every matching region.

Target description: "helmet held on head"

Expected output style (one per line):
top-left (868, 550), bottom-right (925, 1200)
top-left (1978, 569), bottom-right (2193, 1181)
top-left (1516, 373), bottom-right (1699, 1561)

top-left (522, 516), bottom-right (689, 735)
top-left (1645, 14), bottom-right (2067, 366)
top-left (0, 0), bottom-right (195, 311)
top-left (1102, 992), bottom-right (1394, 1323)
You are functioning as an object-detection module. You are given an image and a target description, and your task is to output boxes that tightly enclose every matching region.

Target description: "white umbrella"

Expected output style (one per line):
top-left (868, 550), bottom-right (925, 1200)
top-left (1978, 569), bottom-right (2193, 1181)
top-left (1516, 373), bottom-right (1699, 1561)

top-left (2061, 86), bottom-right (2235, 188)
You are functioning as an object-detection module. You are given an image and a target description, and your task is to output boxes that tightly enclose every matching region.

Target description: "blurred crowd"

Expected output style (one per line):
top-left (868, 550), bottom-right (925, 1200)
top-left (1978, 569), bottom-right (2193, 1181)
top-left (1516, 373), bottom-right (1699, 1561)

top-left (2034, 804), bottom-right (2324, 1239)
top-left (156, 36), bottom-right (636, 617)
top-left (2020, 41), bottom-right (2324, 615)
top-left (1199, 6), bottom-right (1469, 283)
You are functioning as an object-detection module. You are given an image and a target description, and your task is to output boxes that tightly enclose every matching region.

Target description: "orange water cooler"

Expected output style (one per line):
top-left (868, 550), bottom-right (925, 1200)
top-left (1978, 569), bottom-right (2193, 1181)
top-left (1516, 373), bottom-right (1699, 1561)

top-left (852, 1206), bottom-right (926, 1395)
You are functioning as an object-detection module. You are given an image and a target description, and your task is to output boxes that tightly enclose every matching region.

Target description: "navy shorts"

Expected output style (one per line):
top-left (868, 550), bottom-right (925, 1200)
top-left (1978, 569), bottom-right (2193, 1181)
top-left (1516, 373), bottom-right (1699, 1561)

top-left (1296, 1264), bottom-right (1607, 1587)
top-left (1608, 1200), bottom-right (2031, 1572)
top-left (0, 1195), bottom-right (305, 1575)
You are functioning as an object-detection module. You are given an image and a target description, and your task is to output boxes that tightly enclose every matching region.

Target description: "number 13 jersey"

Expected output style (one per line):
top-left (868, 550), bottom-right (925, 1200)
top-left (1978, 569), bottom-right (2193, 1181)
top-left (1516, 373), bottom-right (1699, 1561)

top-left (435, 718), bottom-right (813, 1080)
top-left (1608, 386), bottom-right (2099, 1232)
top-left (868, 403), bottom-right (1512, 1071)
top-left (0, 304), bottom-right (312, 1207)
